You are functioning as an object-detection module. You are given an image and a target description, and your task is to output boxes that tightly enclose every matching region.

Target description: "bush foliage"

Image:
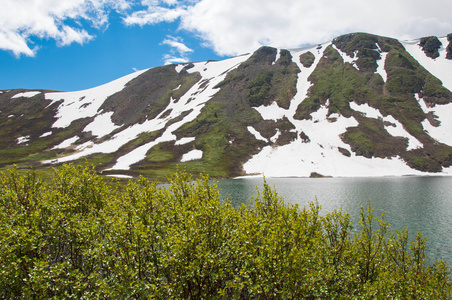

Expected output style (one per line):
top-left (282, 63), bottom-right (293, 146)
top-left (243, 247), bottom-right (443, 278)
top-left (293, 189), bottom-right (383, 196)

top-left (1, 164), bottom-right (451, 299)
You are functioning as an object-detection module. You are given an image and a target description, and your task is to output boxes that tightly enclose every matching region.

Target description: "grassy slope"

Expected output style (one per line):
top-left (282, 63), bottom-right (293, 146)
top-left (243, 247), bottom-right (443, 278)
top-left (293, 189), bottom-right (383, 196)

top-left (0, 91), bottom-right (96, 169)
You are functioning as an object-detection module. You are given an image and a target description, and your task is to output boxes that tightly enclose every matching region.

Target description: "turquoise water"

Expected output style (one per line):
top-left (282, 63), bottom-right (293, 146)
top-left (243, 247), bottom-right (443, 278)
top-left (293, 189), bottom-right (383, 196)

top-left (217, 176), bottom-right (452, 266)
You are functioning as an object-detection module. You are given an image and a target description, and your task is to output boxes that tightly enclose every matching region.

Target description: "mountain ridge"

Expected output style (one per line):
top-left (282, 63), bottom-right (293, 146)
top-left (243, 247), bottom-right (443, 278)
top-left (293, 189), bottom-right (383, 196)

top-left (1, 32), bottom-right (452, 180)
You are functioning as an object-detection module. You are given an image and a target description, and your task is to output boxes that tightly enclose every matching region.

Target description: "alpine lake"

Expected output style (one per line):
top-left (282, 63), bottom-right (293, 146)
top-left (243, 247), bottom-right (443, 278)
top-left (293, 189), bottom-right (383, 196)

top-left (217, 175), bottom-right (452, 268)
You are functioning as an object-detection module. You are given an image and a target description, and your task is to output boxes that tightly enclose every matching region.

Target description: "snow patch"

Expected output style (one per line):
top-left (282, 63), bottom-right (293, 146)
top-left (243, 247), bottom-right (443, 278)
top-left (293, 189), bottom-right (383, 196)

top-left (83, 112), bottom-right (120, 138)
top-left (247, 126), bottom-right (268, 142)
top-left (270, 130), bottom-right (281, 143)
top-left (40, 131), bottom-right (52, 138)
top-left (245, 144), bottom-right (423, 177)
top-left (52, 136), bottom-right (79, 150)
top-left (74, 141), bottom-right (94, 152)
top-left (415, 93), bottom-right (430, 112)
top-left (181, 149), bottom-right (203, 162)
top-left (106, 174), bottom-right (133, 179)
top-left (246, 43), bottom-right (365, 177)
top-left (253, 101), bottom-right (287, 121)
top-left (175, 137), bottom-right (196, 145)
top-left (375, 43), bottom-right (388, 82)
top-left (175, 64), bottom-right (185, 73)
top-left (350, 102), bottom-right (381, 119)
top-left (17, 136), bottom-right (30, 144)
top-left (12, 91), bottom-right (41, 99)
top-left (273, 49), bottom-right (282, 65)
top-left (375, 47), bottom-right (388, 82)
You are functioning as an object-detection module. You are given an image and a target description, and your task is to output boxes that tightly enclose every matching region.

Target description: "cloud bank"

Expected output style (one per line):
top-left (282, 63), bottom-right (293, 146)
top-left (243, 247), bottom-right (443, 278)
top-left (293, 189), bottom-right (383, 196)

top-left (0, 0), bottom-right (130, 56)
top-left (2, 0), bottom-right (452, 58)
top-left (180, 0), bottom-right (452, 56)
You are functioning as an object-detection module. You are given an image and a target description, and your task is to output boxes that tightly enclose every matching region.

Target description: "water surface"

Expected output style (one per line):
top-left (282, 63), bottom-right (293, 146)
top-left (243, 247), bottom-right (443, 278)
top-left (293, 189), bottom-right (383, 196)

top-left (218, 176), bottom-right (452, 266)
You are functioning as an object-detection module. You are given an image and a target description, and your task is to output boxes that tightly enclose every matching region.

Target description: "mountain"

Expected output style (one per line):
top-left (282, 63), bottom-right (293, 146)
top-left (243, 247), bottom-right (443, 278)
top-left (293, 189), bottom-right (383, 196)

top-left (1, 32), bottom-right (452, 179)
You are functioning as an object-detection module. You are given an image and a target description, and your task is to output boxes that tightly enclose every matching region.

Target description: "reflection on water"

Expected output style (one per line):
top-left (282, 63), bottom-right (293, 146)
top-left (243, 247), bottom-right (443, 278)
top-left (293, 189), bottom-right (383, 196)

top-left (218, 176), bottom-right (452, 266)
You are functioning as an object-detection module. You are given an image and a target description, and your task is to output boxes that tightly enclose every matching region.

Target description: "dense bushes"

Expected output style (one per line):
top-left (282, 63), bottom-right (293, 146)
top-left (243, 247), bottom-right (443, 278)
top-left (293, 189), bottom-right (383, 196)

top-left (0, 164), bottom-right (451, 299)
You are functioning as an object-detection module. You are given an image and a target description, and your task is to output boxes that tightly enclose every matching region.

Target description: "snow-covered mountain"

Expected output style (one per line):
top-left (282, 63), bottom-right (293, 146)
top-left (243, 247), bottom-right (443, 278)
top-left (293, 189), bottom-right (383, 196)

top-left (1, 32), bottom-right (452, 179)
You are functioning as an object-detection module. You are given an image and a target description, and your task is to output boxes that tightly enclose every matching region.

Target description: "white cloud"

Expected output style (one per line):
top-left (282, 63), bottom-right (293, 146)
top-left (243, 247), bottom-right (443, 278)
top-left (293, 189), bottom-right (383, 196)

top-left (0, 0), bottom-right (124, 57)
top-left (122, 6), bottom-right (186, 26)
top-left (179, 0), bottom-right (452, 56)
top-left (162, 35), bottom-right (193, 54)
top-left (161, 35), bottom-right (193, 64)
top-left (118, 0), bottom-right (452, 57)
top-left (2, 0), bottom-right (452, 59)
top-left (58, 26), bottom-right (93, 46)
top-left (0, 30), bottom-right (36, 56)
top-left (163, 54), bottom-right (190, 65)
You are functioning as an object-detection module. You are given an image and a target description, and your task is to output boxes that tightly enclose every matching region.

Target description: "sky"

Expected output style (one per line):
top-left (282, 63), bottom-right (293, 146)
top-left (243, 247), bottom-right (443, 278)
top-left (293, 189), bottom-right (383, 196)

top-left (1, 0), bottom-right (451, 92)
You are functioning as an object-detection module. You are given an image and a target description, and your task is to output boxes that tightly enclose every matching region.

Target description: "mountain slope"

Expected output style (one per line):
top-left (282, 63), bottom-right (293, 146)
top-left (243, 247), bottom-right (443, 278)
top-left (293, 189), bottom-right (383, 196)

top-left (1, 32), bottom-right (452, 179)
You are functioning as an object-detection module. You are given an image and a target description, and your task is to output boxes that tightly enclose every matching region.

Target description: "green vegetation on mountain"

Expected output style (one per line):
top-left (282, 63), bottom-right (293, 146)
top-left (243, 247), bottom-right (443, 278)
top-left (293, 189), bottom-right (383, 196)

top-left (247, 70), bottom-right (273, 106)
top-left (1, 164), bottom-right (450, 299)
top-left (299, 51), bottom-right (315, 68)
top-left (218, 46), bottom-right (300, 109)
top-left (419, 36), bottom-right (442, 59)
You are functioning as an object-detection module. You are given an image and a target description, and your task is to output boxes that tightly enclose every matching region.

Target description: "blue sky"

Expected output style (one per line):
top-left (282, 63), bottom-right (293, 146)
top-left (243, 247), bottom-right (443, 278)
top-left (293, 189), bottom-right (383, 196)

top-left (0, 9), bottom-right (224, 91)
top-left (1, 0), bottom-right (451, 92)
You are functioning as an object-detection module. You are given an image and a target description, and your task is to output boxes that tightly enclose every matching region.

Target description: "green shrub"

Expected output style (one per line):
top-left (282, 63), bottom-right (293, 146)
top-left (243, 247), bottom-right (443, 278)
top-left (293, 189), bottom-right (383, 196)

top-left (0, 164), bottom-right (450, 299)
